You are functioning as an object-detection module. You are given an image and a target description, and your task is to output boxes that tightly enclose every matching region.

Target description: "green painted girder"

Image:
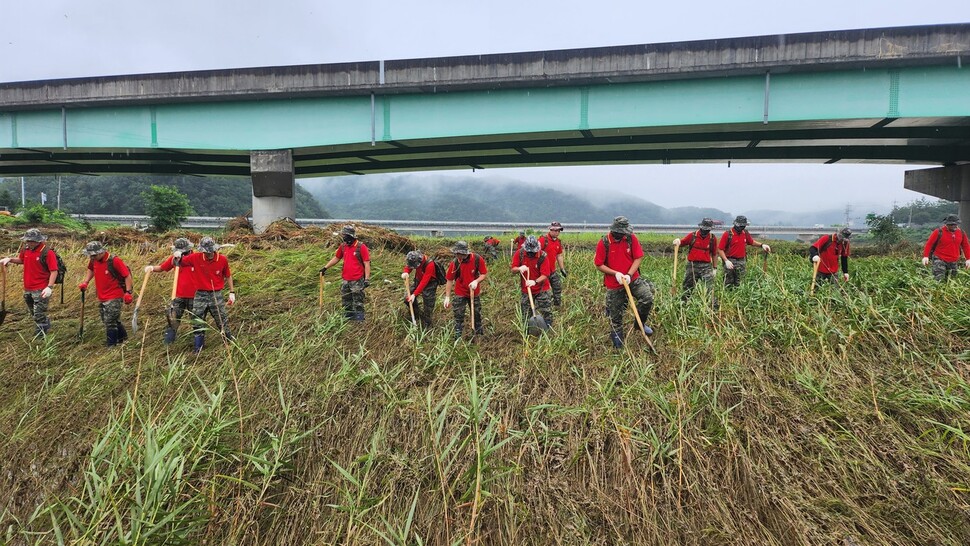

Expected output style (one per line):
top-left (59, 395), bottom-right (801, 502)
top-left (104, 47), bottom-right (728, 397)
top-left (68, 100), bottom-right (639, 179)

top-left (1, 65), bottom-right (968, 176)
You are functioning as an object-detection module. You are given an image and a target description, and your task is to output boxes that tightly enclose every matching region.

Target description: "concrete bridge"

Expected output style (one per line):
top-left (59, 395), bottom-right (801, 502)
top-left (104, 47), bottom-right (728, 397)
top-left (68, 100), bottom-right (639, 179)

top-left (2, 24), bottom-right (969, 231)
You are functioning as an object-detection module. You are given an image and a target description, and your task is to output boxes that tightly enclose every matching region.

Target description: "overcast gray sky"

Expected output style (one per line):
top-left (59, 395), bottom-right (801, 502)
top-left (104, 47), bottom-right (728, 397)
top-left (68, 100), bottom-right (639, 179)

top-left (3, 1), bottom-right (968, 217)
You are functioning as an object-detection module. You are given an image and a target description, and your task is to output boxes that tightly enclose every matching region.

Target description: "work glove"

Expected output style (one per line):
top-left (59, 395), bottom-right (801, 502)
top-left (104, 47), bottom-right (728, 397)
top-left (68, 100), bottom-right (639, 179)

top-left (123, 292), bottom-right (133, 305)
top-left (560, 268), bottom-right (567, 278)
top-left (713, 268), bottom-right (719, 277)
top-left (401, 272), bottom-right (409, 279)
top-left (842, 273), bottom-right (850, 282)
top-left (363, 279), bottom-right (370, 288)
top-left (517, 265), bottom-right (529, 274)
top-left (0, 257), bottom-right (9, 266)
top-left (407, 294), bottom-right (415, 303)
top-left (319, 267), bottom-right (327, 276)
top-left (762, 244), bottom-right (771, 253)
top-left (78, 282), bottom-right (88, 292)
top-left (614, 272), bottom-right (631, 285)
top-left (724, 259), bottom-right (734, 270)
top-left (525, 279), bottom-right (536, 288)
top-left (922, 257), bottom-right (930, 266)
top-left (672, 238), bottom-right (681, 246)
top-left (443, 297), bottom-right (451, 309)
top-left (40, 286), bottom-right (53, 299)
top-left (227, 292), bottom-right (236, 306)
top-left (144, 265), bottom-right (154, 274)
top-left (965, 259), bottom-right (970, 269)
top-left (811, 255), bottom-right (821, 263)
top-left (468, 280), bottom-right (478, 291)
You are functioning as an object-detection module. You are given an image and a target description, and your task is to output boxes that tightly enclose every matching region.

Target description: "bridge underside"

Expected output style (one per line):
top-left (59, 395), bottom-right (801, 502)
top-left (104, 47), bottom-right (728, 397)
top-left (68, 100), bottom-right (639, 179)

top-left (1, 118), bottom-right (968, 178)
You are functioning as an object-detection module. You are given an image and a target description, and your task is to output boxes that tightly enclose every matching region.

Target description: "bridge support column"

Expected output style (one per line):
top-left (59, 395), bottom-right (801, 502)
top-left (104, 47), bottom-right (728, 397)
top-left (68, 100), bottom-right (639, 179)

top-left (250, 150), bottom-right (295, 233)
top-left (904, 165), bottom-right (970, 229)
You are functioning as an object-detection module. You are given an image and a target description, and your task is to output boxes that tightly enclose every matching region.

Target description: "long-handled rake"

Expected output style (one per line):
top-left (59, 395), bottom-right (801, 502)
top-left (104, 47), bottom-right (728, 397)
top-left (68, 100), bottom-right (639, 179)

top-left (77, 289), bottom-right (86, 341)
top-left (131, 270), bottom-right (151, 333)
top-left (318, 271), bottom-right (324, 311)
top-left (671, 243), bottom-right (679, 295)
top-left (622, 277), bottom-right (657, 354)
top-left (166, 266), bottom-right (180, 330)
top-left (404, 277), bottom-right (417, 326)
top-left (0, 265), bottom-right (8, 326)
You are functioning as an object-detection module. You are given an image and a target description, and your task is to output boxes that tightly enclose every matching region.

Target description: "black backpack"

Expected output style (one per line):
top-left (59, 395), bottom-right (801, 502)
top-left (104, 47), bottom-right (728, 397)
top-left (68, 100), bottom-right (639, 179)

top-left (928, 227), bottom-right (965, 258)
top-left (88, 254), bottom-right (127, 291)
top-left (451, 253), bottom-right (483, 282)
top-left (601, 235), bottom-right (640, 274)
top-left (429, 258), bottom-right (448, 285)
top-left (516, 248), bottom-right (547, 272)
top-left (39, 247), bottom-right (67, 285)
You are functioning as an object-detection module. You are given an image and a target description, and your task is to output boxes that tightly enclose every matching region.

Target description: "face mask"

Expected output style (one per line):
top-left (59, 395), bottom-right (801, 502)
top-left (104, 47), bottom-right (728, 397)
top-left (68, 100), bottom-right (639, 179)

top-left (526, 251), bottom-right (537, 258)
top-left (734, 225), bottom-right (745, 233)
top-left (947, 224), bottom-right (958, 231)
top-left (700, 229), bottom-right (711, 236)
top-left (342, 235), bottom-right (355, 244)
top-left (610, 232), bottom-right (625, 241)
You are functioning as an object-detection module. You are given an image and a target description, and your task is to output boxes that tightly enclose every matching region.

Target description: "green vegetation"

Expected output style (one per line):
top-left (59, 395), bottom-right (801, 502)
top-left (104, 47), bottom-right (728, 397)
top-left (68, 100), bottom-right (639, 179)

top-left (0, 204), bottom-right (88, 231)
top-left (142, 185), bottom-right (193, 232)
top-left (0, 176), bottom-right (329, 218)
top-left (1, 230), bottom-right (969, 544)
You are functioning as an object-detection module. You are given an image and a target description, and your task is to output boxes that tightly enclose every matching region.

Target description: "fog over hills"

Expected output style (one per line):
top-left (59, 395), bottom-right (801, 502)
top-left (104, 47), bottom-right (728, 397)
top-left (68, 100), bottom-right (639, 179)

top-left (300, 174), bottom-right (889, 226)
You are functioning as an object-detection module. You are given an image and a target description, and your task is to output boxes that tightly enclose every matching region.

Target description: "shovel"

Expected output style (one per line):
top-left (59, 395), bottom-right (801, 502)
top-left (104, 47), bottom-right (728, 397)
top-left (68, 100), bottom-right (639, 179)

top-left (469, 285), bottom-right (475, 332)
top-left (77, 288), bottom-right (86, 340)
top-left (0, 265), bottom-right (7, 326)
top-left (622, 277), bottom-right (657, 354)
top-left (810, 259), bottom-right (821, 294)
top-left (318, 271), bottom-right (324, 311)
top-left (671, 244), bottom-right (679, 295)
top-left (132, 269), bottom-right (151, 333)
top-left (404, 277), bottom-right (417, 326)
top-left (166, 266), bottom-right (180, 330)
top-left (521, 270), bottom-right (549, 336)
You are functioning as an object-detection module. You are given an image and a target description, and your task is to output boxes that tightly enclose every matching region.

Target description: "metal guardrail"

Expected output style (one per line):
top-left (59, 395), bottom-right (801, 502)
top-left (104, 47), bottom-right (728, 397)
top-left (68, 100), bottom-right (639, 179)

top-left (75, 214), bottom-right (866, 238)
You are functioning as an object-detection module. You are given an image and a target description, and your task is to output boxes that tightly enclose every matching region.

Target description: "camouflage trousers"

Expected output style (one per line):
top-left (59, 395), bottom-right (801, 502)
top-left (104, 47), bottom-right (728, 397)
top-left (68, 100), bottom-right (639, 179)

top-left (484, 245), bottom-right (499, 262)
top-left (814, 272), bottom-right (845, 288)
top-left (99, 298), bottom-right (127, 342)
top-left (932, 257), bottom-right (959, 282)
top-left (682, 261), bottom-right (716, 302)
top-left (452, 295), bottom-right (483, 336)
top-left (341, 279), bottom-right (366, 320)
top-left (606, 277), bottom-right (654, 340)
top-left (406, 280), bottom-right (438, 327)
top-left (520, 289), bottom-right (554, 327)
top-left (191, 290), bottom-right (231, 337)
top-left (548, 270), bottom-right (563, 306)
top-left (164, 297), bottom-right (194, 344)
top-left (723, 257), bottom-right (747, 288)
top-left (23, 290), bottom-right (51, 334)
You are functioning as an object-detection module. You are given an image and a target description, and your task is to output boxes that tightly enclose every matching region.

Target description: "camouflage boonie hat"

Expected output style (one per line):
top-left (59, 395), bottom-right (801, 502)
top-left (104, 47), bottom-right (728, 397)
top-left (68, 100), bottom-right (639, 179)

top-left (523, 236), bottom-right (541, 253)
top-left (340, 225), bottom-right (356, 238)
top-left (198, 236), bottom-right (221, 253)
top-left (733, 215), bottom-right (748, 227)
top-left (549, 221), bottom-right (563, 231)
top-left (172, 237), bottom-right (194, 252)
top-left (698, 218), bottom-right (715, 229)
top-left (518, 230), bottom-right (526, 236)
top-left (451, 240), bottom-right (470, 254)
top-left (839, 227), bottom-right (852, 239)
top-left (82, 241), bottom-right (106, 256)
top-left (610, 216), bottom-right (633, 235)
top-left (406, 250), bottom-right (423, 268)
top-left (944, 214), bottom-right (959, 225)
top-left (21, 228), bottom-right (46, 242)
top-left (483, 236), bottom-right (491, 242)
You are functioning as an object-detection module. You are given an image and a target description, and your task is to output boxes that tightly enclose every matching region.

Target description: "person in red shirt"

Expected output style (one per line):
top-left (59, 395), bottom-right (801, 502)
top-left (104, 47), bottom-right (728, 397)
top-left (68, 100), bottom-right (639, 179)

top-left (511, 231), bottom-right (527, 255)
top-left (539, 221), bottom-right (567, 307)
top-left (443, 241), bottom-right (488, 339)
top-left (402, 250), bottom-right (440, 327)
top-left (511, 235), bottom-right (554, 329)
top-left (482, 236), bottom-right (501, 262)
top-left (144, 237), bottom-right (197, 345)
top-left (320, 225), bottom-right (370, 322)
top-left (594, 216), bottom-right (654, 349)
top-left (0, 228), bottom-right (59, 336)
top-left (809, 227), bottom-right (852, 286)
top-left (674, 218), bottom-right (719, 305)
top-left (921, 214), bottom-right (970, 281)
top-left (78, 241), bottom-right (134, 347)
top-left (179, 236), bottom-right (235, 352)
top-left (716, 215), bottom-right (771, 288)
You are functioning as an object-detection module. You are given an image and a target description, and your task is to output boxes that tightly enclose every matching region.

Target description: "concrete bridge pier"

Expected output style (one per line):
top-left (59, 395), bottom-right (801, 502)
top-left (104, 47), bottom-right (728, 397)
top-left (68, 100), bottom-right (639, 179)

top-left (904, 165), bottom-right (970, 230)
top-left (251, 150), bottom-right (295, 233)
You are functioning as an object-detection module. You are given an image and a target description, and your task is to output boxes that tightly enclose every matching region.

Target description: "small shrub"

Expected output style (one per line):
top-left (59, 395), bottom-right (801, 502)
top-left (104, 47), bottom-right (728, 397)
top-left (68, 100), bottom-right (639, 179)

top-left (142, 184), bottom-right (193, 232)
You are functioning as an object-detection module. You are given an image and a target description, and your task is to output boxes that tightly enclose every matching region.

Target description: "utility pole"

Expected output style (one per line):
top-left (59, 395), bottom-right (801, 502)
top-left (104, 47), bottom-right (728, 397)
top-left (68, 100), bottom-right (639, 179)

top-left (20, 177), bottom-right (25, 207)
top-left (57, 175), bottom-right (62, 210)
top-left (844, 204), bottom-right (853, 227)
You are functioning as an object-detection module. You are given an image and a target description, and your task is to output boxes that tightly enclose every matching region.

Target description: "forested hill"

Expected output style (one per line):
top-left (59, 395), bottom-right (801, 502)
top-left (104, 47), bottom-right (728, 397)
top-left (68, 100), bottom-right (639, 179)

top-left (301, 174), bottom-right (730, 223)
top-left (0, 176), bottom-right (329, 218)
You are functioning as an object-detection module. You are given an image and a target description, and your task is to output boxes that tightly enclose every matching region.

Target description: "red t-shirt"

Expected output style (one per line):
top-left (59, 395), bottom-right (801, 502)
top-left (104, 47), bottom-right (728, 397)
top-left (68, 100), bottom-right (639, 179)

top-left (87, 253), bottom-right (130, 302)
top-left (403, 257), bottom-right (437, 297)
top-left (512, 236), bottom-right (527, 252)
top-left (510, 249), bottom-right (552, 294)
top-left (539, 235), bottom-right (564, 266)
top-left (159, 253), bottom-right (198, 299)
top-left (679, 231), bottom-right (717, 263)
top-left (811, 234), bottom-right (850, 274)
top-left (19, 243), bottom-right (58, 291)
top-left (180, 252), bottom-right (231, 291)
top-left (718, 228), bottom-right (756, 259)
top-left (335, 242), bottom-right (369, 281)
top-left (923, 227), bottom-right (970, 262)
top-left (484, 237), bottom-right (500, 247)
top-left (446, 253), bottom-right (487, 297)
top-left (594, 233), bottom-right (644, 290)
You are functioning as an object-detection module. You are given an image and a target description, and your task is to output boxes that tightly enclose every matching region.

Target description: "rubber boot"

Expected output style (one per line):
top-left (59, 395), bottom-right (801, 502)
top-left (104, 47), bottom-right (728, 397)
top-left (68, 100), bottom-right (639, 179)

top-left (193, 334), bottom-right (205, 353)
top-left (116, 322), bottom-right (128, 344)
top-left (609, 332), bottom-right (623, 349)
top-left (642, 324), bottom-right (654, 336)
top-left (353, 312), bottom-right (365, 322)
top-left (222, 329), bottom-right (235, 342)
top-left (106, 328), bottom-right (120, 347)
top-left (163, 328), bottom-right (176, 345)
